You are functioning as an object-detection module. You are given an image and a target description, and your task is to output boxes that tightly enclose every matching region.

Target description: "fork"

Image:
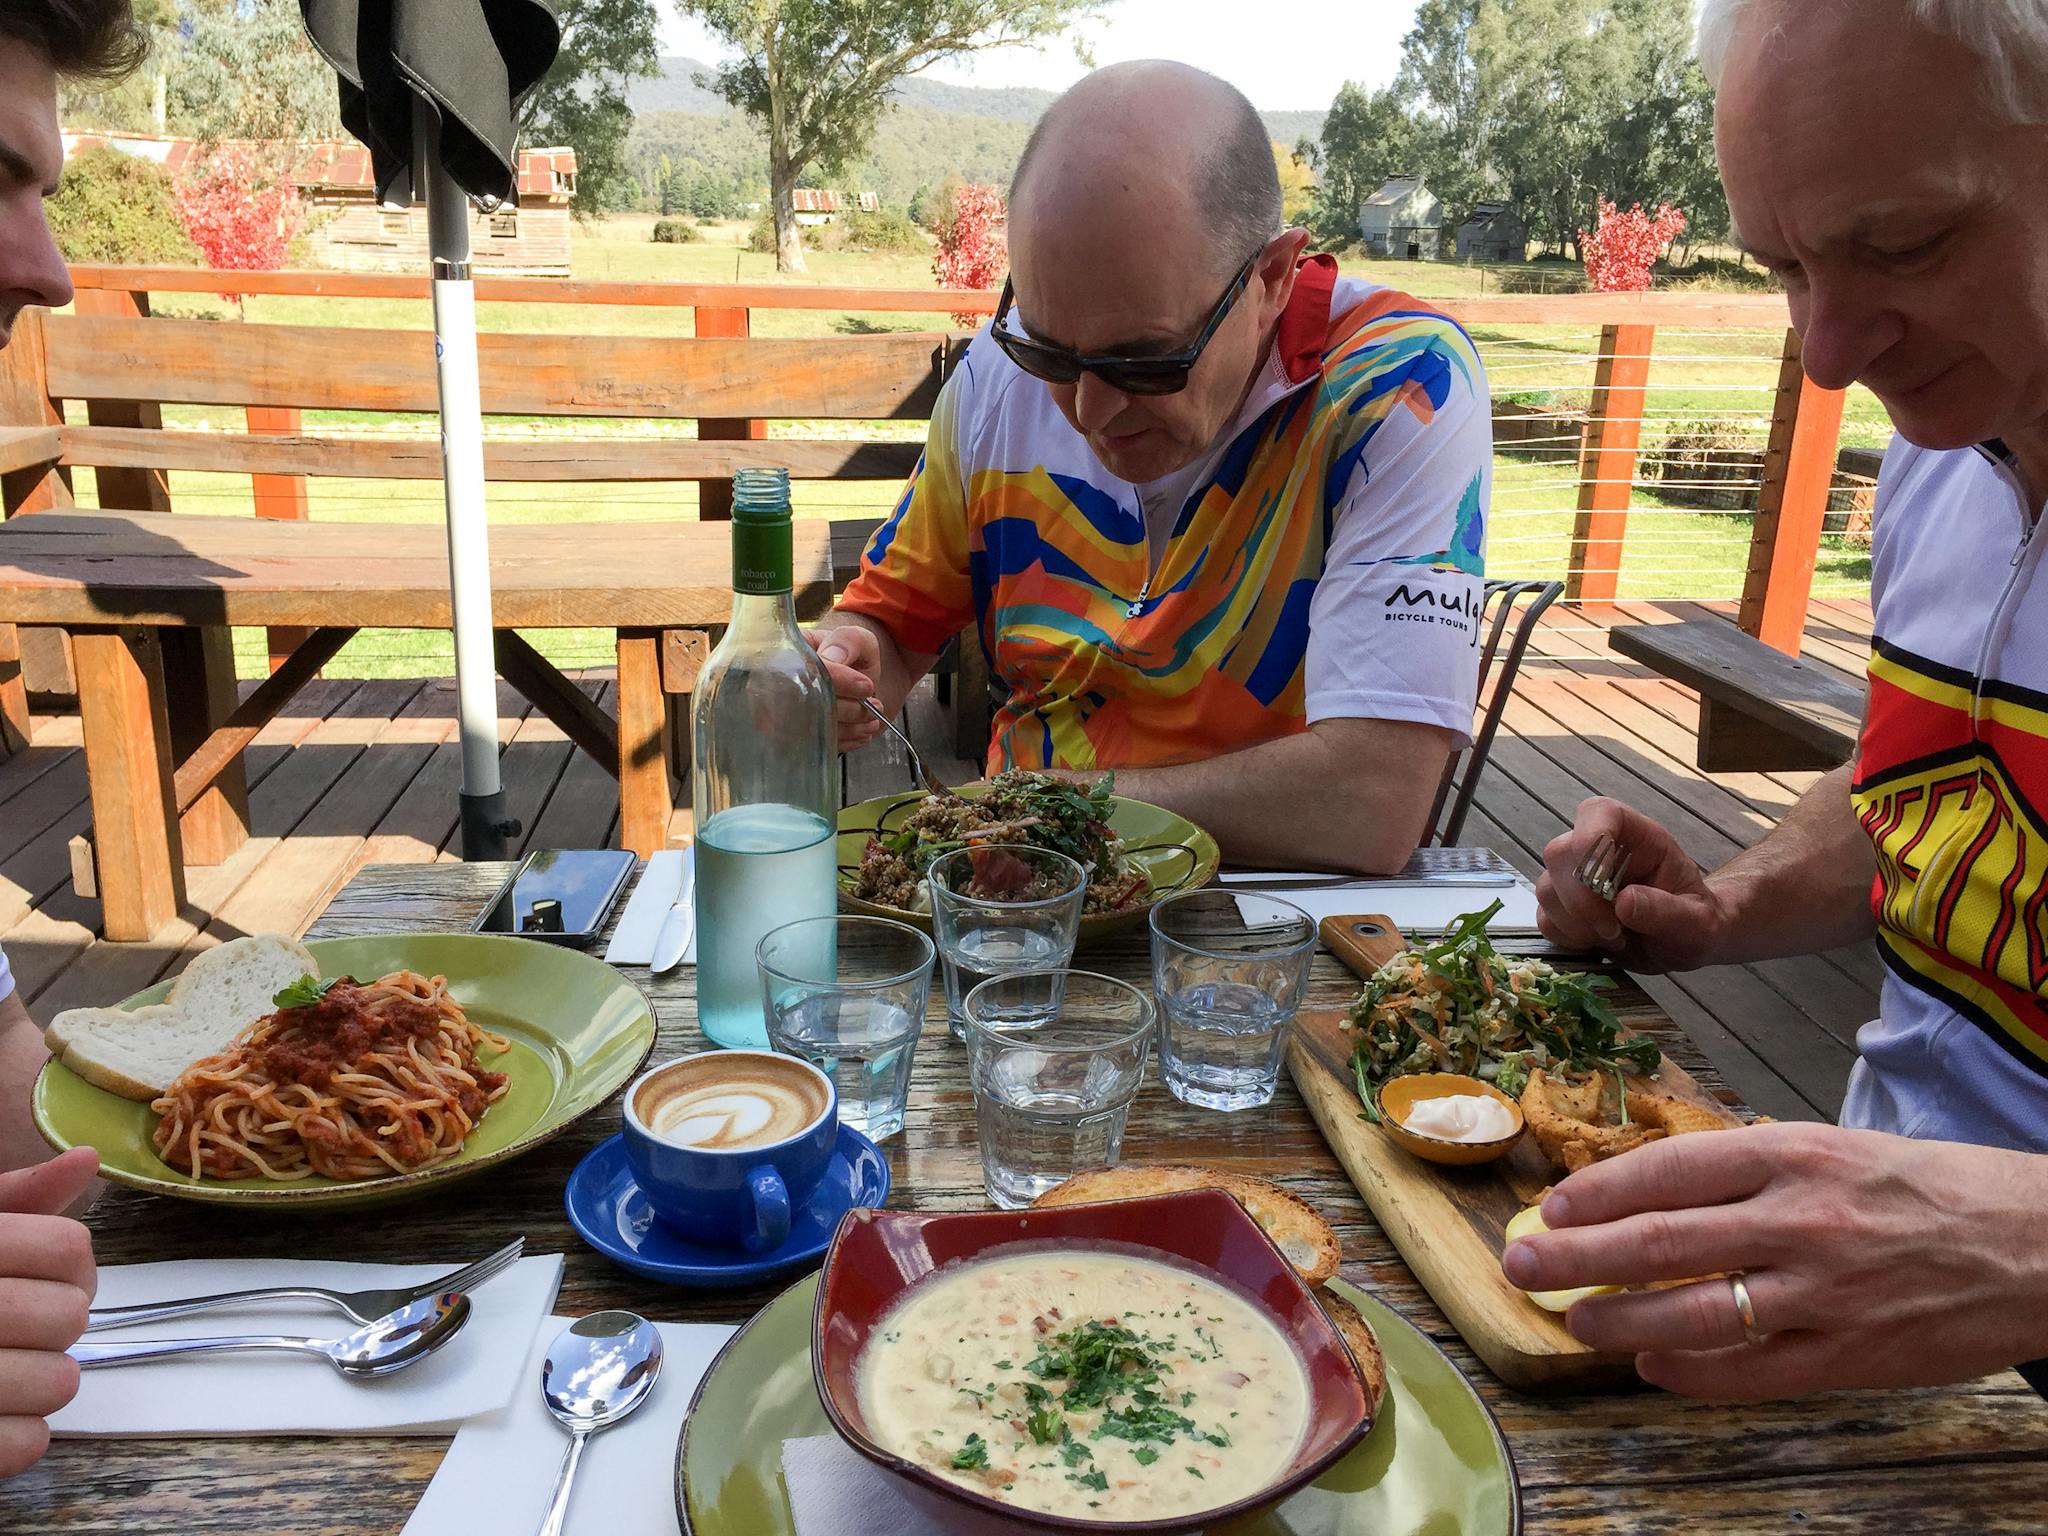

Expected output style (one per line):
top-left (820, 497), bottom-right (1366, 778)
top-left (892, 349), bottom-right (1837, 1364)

top-left (83, 1237), bottom-right (524, 1332)
top-left (863, 698), bottom-right (951, 798)
top-left (1573, 833), bottom-right (1633, 903)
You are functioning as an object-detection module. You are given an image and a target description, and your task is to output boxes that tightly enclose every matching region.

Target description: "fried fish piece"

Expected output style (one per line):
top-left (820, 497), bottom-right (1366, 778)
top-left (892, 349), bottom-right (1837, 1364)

top-left (1520, 1069), bottom-right (1738, 1173)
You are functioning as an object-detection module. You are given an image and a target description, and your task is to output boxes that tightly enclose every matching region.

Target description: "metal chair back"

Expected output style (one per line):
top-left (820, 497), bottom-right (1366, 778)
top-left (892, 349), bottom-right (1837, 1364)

top-left (1425, 577), bottom-right (1564, 846)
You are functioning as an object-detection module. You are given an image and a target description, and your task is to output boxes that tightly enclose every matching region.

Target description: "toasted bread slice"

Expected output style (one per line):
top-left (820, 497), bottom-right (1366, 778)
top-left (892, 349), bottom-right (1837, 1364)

top-left (43, 934), bottom-right (318, 1101)
top-left (1317, 1287), bottom-right (1388, 1415)
top-left (1030, 1164), bottom-right (1341, 1286)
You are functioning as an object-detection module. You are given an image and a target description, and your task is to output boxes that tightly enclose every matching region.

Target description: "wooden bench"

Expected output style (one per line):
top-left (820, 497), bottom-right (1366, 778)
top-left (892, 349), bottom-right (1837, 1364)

top-left (0, 298), bottom-right (967, 939)
top-left (1609, 611), bottom-right (1865, 771)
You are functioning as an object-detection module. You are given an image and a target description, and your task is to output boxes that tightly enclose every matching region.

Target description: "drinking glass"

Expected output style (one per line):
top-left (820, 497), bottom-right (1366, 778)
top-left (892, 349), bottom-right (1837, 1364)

top-left (961, 969), bottom-right (1154, 1209)
top-left (757, 914), bottom-right (935, 1141)
top-left (927, 845), bottom-right (1088, 1040)
top-left (1148, 889), bottom-right (1316, 1110)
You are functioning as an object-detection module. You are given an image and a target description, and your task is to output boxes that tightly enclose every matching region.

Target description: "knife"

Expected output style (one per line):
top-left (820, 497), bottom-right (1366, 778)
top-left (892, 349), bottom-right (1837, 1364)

top-left (652, 848), bottom-right (696, 973)
top-left (1218, 871), bottom-right (1519, 890)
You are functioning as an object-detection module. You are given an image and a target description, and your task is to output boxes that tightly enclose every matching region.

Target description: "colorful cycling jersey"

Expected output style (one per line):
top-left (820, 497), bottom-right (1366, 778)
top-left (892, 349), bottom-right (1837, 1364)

top-left (1845, 436), bottom-right (2048, 1148)
top-left (835, 256), bottom-right (1489, 770)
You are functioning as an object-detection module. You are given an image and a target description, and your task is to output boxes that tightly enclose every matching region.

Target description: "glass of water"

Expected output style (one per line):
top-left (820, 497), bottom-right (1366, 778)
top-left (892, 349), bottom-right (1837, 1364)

top-left (1148, 889), bottom-right (1317, 1111)
top-left (756, 914), bottom-right (935, 1141)
top-left (927, 844), bottom-right (1088, 1040)
top-left (961, 969), bottom-right (1154, 1209)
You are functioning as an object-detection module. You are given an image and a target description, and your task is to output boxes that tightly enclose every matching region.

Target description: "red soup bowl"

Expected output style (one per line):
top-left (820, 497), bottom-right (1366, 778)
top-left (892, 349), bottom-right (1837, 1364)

top-left (812, 1189), bottom-right (1376, 1534)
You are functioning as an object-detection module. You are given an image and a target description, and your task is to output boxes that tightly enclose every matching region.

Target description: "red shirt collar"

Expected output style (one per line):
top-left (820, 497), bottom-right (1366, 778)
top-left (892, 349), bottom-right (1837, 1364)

top-left (1276, 253), bottom-right (1338, 384)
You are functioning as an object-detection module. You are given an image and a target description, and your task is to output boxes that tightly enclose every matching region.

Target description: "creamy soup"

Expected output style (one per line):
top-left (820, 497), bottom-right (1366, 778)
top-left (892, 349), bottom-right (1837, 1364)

top-left (855, 1249), bottom-right (1311, 1521)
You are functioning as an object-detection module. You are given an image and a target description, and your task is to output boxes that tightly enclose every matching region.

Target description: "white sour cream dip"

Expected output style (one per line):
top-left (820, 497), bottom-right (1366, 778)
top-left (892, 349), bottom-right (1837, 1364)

top-left (1401, 1092), bottom-right (1517, 1143)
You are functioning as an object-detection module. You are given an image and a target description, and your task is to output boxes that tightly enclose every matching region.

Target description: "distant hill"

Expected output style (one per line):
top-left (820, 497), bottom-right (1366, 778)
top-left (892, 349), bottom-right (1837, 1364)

top-left (631, 55), bottom-right (1324, 132)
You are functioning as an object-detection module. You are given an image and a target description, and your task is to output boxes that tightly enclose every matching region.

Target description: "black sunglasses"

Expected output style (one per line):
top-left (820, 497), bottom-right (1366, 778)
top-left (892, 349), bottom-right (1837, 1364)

top-left (989, 245), bottom-right (1265, 396)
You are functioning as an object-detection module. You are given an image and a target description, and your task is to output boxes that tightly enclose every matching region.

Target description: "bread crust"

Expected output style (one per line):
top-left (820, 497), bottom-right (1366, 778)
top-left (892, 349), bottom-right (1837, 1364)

top-left (1030, 1164), bottom-right (1342, 1286)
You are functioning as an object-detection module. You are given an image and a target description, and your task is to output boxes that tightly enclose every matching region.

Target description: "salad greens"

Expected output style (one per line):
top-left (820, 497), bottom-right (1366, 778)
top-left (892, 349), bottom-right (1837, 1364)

top-left (875, 769), bottom-right (1121, 882)
top-left (1346, 900), bottom-right (1657, 1122)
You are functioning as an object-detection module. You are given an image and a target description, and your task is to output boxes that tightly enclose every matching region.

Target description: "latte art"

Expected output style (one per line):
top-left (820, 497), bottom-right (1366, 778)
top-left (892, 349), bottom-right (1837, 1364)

top-left (635, 1057), bottom-right (829, 1150)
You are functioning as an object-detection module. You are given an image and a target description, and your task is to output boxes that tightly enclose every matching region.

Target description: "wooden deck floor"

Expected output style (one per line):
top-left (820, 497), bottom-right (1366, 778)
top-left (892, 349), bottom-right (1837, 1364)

top-left (0, 600), bottom-right (1875, 1125)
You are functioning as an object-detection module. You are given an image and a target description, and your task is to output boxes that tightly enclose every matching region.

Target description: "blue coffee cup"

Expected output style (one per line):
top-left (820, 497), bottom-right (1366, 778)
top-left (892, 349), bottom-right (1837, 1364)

top-left (622, 1050), bottom-right (838, 1252)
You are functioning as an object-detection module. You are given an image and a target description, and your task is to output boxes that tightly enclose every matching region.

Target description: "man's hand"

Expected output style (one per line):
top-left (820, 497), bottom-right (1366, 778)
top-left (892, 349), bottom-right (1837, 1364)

top-left (0, 1147), bottom-right (97, 1478)
top-left (804, 625), bottom-right (886, 754)
top-left (1534, 798), bottom-right (1732, 971)
top-left (1502, 1124), bottom-right (2048, 1400)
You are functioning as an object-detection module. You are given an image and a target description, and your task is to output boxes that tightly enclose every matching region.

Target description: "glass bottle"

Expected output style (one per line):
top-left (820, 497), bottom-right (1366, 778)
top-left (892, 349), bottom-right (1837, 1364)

top-left (690, 469), bottom-right (837, 1048)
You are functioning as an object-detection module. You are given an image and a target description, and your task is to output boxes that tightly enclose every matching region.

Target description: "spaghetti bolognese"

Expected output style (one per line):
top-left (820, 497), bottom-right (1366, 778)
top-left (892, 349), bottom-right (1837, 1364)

top-left (150, 970), bottom-right (511, 1181)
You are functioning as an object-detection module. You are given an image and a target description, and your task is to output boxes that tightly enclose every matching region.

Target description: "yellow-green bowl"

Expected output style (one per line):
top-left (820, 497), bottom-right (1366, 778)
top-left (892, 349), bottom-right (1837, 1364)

top-left (837, 788), bottom-right (1219, 941)
top-left (1377, 1074), bottom-right (1526, 1166)
top-left (32, 932), bottom-right (657, 1210)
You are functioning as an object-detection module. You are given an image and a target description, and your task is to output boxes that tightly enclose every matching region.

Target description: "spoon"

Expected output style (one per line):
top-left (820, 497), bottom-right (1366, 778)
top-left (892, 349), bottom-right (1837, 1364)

top-left (69, 1290), bottom-right (471, 1377)
top-left (535, 1311), bottom-right (664, 1536)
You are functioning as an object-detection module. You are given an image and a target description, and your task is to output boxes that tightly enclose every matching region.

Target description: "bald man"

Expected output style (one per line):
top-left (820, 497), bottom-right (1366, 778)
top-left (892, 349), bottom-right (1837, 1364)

top-left (812, 62), bottom-right (1490, 874)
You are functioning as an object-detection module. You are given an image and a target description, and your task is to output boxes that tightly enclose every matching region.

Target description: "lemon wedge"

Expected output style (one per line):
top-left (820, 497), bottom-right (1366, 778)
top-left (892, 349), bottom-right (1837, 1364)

top-left (1503, 1204), bottom-right (1622, 1312)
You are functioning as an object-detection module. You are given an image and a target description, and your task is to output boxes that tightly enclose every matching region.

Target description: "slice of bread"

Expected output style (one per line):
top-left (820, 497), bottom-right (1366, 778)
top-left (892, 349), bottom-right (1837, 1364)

top-left (1029, 1164), bottom-right (1342, 1286)
top-left (44, 934), bottom-right (318, 1102)
top-left (1316, 1287), bottom-right (1388, 1415)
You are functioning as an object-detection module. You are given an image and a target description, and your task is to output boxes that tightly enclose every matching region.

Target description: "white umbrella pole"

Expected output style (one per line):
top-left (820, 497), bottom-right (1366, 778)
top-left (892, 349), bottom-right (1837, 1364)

top-left (416, 99), bottom-right (514, 860)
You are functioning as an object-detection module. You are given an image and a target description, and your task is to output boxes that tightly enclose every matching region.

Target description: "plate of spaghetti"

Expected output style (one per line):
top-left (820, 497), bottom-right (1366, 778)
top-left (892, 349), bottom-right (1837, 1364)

top-left (32, 934), bottom-right (658, 1209)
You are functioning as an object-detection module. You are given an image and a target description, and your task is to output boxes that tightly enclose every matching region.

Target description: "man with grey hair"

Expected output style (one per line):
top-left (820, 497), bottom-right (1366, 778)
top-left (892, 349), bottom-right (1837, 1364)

top-left (812, 60), bottom-right (1490, 874)
top-left (1517, 0), bottom-right (2048, 1400)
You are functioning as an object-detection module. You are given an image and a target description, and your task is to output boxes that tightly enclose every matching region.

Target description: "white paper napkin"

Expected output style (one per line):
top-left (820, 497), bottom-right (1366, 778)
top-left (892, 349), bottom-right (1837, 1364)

top-left (605, 847), bottom-right (695, 965)
top-left (782, 1434), bottom-right (1038, 1536)
top-left (1232, 880), bottom-right (1541, 936)
top-left (401, 1314), bottom-right (737, 1536)
top-left (51, 1254), bottom-right (563, 1438)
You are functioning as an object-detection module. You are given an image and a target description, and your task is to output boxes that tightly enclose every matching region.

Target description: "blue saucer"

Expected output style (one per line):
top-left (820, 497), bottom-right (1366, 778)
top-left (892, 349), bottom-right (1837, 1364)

top-left (564, 1125), bottom-right (890, 1287)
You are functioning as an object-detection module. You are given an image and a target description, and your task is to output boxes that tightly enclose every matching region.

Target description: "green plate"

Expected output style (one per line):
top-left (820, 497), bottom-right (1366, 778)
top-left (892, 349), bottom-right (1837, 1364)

top-left (837, 789), bottom-right (1221, 940)
top-left (675, 1274), bottom-right (1519, 1536)
top-left (31, 933), bottom-right (658, 1210)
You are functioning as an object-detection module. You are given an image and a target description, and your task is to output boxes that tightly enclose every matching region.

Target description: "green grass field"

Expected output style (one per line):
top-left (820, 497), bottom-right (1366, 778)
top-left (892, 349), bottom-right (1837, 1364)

top-left (84, 218), bottom-right (1881, 680)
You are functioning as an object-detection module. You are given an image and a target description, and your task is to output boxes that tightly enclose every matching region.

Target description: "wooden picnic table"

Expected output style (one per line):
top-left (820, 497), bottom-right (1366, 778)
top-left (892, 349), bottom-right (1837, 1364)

top-left (7, 860), bottom-right (2046, 1533)
top-left (0, 508), bottom-right (836, 941)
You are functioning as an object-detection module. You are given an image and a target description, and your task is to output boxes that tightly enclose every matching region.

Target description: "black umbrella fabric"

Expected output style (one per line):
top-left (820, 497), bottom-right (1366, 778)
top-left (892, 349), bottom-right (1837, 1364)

top-left (300, 0), bottom-right (561, 205)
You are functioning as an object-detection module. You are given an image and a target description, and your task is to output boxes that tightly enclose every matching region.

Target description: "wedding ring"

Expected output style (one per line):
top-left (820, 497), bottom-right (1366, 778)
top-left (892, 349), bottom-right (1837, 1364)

top-left (1729, 1272), bottom-right (1765, 1346)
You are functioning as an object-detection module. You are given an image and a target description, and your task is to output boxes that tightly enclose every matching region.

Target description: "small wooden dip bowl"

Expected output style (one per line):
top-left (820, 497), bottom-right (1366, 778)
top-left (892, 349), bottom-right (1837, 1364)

top-left (1377, 1073), bottom-right (1526, 1166)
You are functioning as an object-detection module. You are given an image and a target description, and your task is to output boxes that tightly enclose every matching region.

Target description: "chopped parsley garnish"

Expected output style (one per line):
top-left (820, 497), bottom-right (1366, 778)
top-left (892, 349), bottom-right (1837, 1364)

top-left (1026, 1405), bottom-right (1063, 1445)
top-left (993, 1360), bottom-right (1012, 1370)
top-left (1186, 1466), bottom-right (1205, 1479)
top-left (1068, 1468), bottom-right (1109, 1493)
top-left (1058, 1435), bottom-right (1092, 1468)
top-left (950, 1434), bottom-right (989, 1471)
top-left (1132, 1446), bottom-right (1161, 1466)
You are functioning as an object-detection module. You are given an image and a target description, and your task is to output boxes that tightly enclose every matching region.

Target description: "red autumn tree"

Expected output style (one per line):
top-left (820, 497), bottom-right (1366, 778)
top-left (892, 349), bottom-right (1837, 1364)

top-left (1578, 198), bottom-right (1687, 293)
top-left (176, 143), bottom-right (306, 309)
top-left (933, 181), bottom-right (1007, 326)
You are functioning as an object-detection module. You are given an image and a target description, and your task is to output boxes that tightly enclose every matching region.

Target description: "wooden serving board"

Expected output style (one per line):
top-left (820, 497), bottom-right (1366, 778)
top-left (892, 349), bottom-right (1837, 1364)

top-left (1287, 914), bottom-right (1742, 1396)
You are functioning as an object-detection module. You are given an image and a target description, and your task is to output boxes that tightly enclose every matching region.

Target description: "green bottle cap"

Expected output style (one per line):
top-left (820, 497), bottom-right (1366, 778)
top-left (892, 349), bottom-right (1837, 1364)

top-left (730, 467), bottom-right (792, 594)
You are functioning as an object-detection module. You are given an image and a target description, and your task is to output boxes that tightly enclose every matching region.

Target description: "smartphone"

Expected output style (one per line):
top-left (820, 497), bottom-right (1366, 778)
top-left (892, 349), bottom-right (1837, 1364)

top-left (472, 849), bottom-right (638, 948)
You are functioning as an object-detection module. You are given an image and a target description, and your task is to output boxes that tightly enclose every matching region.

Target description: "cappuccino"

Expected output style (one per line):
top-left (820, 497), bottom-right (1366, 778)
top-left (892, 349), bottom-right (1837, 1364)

top-left (636, 1053), bottom-right (829, 1150)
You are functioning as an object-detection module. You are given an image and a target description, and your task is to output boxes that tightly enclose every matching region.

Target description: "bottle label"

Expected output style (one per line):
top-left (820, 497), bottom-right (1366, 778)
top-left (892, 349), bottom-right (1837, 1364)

top-left (733, 518), bottom-right (792, 594)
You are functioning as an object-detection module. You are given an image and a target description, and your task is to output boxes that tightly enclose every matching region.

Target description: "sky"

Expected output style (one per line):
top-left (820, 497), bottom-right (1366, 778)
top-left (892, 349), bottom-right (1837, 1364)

top-left (657, 2), bottom-right (1423, 112)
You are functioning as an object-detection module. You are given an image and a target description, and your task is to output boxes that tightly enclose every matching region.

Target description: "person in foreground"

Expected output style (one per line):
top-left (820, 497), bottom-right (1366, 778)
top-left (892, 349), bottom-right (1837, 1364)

top-left (1510, 0), bottom-right (2048, 1401)
top-left (0, 0), bottom-right (144, 1476)
top-left (812, 61), bottom-right (1491, 874)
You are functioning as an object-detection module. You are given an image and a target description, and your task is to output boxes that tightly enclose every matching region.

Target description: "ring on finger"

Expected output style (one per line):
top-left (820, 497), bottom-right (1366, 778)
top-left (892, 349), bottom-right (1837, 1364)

top-left (1729, 1272), bottom-right (1767, 1346)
